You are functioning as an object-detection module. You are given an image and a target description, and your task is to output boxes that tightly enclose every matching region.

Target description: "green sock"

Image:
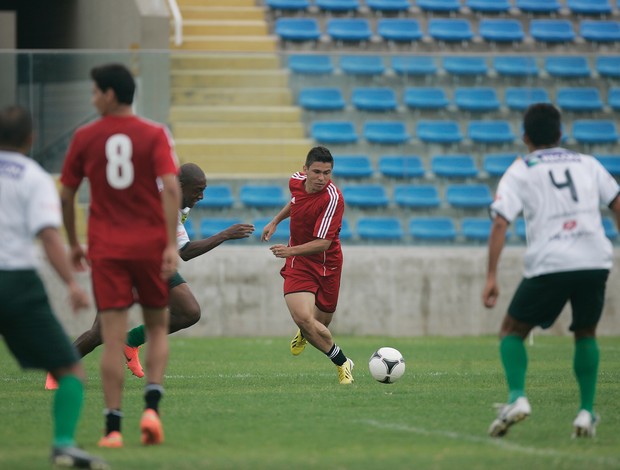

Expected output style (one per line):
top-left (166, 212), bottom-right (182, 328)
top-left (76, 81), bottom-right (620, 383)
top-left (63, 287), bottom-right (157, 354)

top-left (126, 325), bottom-right (146, 347)
top-left (52, 375), bottom-right (83, 448)
top-left (574, 337), bottom-right (599, 413)
top-left (500, 335), bottom-right (527, 404)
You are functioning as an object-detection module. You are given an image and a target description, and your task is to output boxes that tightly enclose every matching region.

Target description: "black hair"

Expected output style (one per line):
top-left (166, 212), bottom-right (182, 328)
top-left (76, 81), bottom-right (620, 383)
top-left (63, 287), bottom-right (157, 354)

top-left (179, 162), bottom-right (205, 187)
top-left (0, 105), bottom-right (33, 149)
top-left (523, 103), bottom-right (562, 147)
top-left (305, 146), bottom-right (333, 168)
top-left (90, 63), bottom-right (136, 105)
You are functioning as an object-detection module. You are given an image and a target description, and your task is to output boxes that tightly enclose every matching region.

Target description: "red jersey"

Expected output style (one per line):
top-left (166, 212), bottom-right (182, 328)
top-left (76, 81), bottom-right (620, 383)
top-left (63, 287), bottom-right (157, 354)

top-left (288, 172), bottom-right (344, 269)
top-left (61, 115), bottom-right (179, 260)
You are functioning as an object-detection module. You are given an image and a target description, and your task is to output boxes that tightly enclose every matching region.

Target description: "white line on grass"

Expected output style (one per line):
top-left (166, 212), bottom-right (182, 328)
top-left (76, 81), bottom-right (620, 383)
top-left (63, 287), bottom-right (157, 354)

top-left (361, 419), bottom-right (620, 467)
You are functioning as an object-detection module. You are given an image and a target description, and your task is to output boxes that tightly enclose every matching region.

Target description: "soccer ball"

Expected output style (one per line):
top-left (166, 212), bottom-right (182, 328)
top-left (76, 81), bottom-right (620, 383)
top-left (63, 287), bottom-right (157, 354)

top-left (368, 347), bottom-right (405, 384)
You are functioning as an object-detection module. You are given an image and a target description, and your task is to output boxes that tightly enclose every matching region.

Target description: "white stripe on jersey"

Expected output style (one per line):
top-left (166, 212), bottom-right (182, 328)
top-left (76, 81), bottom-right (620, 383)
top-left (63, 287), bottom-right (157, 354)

top-left (292, 172), bottom-right (305, 181)
top-left (317, 183), bottom-right (339, 239)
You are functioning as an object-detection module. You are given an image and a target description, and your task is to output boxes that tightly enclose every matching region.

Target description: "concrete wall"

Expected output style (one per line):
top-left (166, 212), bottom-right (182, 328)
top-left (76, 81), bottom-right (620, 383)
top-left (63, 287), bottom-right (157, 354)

top-left (38, 246), bottom-right (620, 338)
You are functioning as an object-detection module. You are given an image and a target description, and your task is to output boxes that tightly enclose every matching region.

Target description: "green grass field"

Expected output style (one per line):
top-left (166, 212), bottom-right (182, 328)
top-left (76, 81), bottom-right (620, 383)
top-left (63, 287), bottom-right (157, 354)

top-left (1, 336), bottom-right (619, 470)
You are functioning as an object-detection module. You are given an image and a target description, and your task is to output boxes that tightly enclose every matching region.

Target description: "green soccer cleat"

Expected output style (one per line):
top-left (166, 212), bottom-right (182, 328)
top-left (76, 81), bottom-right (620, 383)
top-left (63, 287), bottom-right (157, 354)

top-left (337, 358), bottom-right (355, 385)
top-left (290, 329), bottom-right (308, 356)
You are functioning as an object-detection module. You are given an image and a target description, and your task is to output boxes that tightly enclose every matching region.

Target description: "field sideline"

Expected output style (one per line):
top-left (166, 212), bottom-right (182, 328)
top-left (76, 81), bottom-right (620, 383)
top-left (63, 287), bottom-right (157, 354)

top-left (1, 336), bottom-right (619, 469)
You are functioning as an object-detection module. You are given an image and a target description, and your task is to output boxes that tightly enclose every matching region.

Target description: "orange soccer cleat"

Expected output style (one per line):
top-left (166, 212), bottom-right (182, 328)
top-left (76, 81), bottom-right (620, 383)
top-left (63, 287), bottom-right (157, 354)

top-left (140, 409), bottom-right (164, 446)
top-left (98, 431), bottom-right (123, 448)
top-left (45, 372), bottom-right (59, 391)
top-left (124, 345), bottom-right (144, 378)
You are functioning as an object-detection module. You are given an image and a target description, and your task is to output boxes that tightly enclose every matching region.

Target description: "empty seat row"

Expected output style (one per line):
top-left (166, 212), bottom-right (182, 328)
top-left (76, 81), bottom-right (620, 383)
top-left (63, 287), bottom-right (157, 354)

top-left (267, 0), bottom-right (616, 16)
top-left (275, 17), bottom-right (620, 44)
top-left (310, 119), bottom-right (619, 145)
top-left (299, 86), bottom-right (620, 113)
top-left (288, 54), bottom-right (620, 79)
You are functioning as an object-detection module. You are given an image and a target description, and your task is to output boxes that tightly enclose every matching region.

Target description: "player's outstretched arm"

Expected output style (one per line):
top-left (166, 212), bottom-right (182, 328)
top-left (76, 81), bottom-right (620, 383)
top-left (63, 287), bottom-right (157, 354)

top-left (261, 202), bottom-right (291, 242)
top-left (270, 238), bottom-right (332, 258)
top-left (179, 223), bottom-right (255, 261)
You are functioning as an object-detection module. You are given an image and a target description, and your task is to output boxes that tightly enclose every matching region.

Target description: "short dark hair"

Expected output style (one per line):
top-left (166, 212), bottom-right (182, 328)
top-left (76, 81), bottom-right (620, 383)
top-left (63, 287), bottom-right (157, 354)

top-left (523, 103), bottom-right (561, 147)
top-left (305, 146), bottom-right (333, 168)
top-left (0, 105), bottom-right (33, 149)
top-left (90, 63), bottom-right (136, 105)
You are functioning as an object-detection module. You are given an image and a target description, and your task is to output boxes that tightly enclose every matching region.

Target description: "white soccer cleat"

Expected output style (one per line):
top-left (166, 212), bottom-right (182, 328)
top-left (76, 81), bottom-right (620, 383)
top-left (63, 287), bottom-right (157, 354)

top-left (488, 396), bottom-right (531, 437)
top-left (572, 410), bottom-right (598, 438)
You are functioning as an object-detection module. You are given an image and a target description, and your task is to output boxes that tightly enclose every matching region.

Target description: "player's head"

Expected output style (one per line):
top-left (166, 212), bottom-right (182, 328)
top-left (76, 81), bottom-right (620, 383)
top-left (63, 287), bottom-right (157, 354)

top-left (523, 103), bottom-right (562, 149)
top-left (179, 162), bottom-right (207, 209)
top-left (90, 63), bottom-right (136, 114)
top-left (0, 105), bottom-right (34, 153)
top-left (304, 146), bottom-right (334, 193)
top-left (305, 146), bottom-right (334, 168)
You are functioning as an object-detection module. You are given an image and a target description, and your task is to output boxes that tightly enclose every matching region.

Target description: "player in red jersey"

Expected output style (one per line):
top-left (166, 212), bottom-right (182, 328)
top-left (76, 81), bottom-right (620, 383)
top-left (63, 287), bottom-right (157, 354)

top-left (261, 146), bottom-right (354, 384)
top-left (60, 63), bottom-right (180, 447)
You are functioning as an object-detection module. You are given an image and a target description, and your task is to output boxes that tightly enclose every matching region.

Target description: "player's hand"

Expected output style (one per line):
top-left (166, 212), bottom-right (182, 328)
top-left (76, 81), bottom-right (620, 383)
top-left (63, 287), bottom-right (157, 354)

top-left (67, 281), bottom-right (90, 313)
top-left (225, 223), bottom-right (255, 240)
top-left (270, 244), bottom-right (290, 258)
top-left (69, 244), bottom-right (89, 272)
top-left (261, 221), bottom-right (277, 242)
top-left (482, 278), bottom-right (499, 308)
top-left (161, 244), bottom-right (178, 280)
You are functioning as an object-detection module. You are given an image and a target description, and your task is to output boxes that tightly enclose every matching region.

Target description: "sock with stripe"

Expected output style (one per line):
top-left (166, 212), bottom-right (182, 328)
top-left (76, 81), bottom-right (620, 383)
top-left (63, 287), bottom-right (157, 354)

top-left (145, 383), bottom-right (164, 413)
top-left (326, 344), bottom-right (347, 367)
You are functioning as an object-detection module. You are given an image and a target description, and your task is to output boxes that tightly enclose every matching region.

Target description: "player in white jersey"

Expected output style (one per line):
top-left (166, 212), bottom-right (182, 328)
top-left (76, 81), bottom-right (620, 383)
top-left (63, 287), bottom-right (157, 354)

top-left (482, 103), bottom-right (620, 438)
top-left (0, 106), bottom-right (108, 468)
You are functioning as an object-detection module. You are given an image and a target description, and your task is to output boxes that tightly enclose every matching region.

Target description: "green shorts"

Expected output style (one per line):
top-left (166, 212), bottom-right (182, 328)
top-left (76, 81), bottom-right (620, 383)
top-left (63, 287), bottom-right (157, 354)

top-left (0, 270), bottom-right (79, 370)
top-left (168, 271), bottom-right (186, 289)
top-left (508, 269), bottom-right (609, 332)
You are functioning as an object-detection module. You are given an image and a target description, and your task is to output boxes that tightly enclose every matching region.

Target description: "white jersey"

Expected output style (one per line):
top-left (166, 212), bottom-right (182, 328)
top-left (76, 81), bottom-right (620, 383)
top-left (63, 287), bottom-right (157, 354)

top-left (176, 207), bottom-right (191, 251)
top-left (490, 147), bottom-right (620, 278)
top-left (0, 150), bottom-right (62, 269)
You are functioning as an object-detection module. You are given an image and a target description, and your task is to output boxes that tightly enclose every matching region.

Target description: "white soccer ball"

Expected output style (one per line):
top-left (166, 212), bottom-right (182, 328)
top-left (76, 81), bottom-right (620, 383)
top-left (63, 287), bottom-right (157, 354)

top-left (368, 347), bottom-right (405, 384)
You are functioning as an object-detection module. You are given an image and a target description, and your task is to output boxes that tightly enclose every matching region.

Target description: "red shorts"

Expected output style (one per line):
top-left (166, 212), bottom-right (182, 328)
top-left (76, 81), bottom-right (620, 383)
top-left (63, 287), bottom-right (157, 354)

top-left (91, 258), bottom-right (169, 311)
top-left (280, 258), bottom-right (342, 313)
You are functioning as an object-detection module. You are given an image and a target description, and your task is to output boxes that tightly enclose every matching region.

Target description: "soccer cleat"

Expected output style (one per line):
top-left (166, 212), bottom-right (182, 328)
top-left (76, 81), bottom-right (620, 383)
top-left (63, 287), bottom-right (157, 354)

top-left (488, 396), bottom-right (531, 437)
top-left (124, 345), bottom-right (144, 378)
top-left (51, 446), bottom-right (109, 469)
top-left (337, 358), bottom-right (355, 385)
top-left (140, 409), bottom-right (164, 445)
top-left (97, 431), bottom-right (123, 448)
top-left (572, 410), bottom-right (599, 438)
top-left (45, 373), bottom-right (59, 391)
top-left (290, 329), bottom-right (308, 356)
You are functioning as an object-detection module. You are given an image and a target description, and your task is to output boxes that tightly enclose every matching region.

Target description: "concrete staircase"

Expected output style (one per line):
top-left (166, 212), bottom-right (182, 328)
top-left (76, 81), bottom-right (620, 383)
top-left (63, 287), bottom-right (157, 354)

top-left (169, 0), bottom-right (312, 176)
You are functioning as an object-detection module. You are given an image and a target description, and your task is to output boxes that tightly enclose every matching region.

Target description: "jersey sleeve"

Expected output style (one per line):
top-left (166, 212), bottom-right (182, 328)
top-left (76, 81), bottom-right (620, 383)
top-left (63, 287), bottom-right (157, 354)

top-left (176, 210), bottom-right (190, 251)
top-left (593, 158), bottom-right (620, 206)
top-left (489, 162), bottom-right (523, 223)
top-left (28, 168), bottom-right (62, 236)
top-left (153, 126), bottom-right (179, 177)
top-left (60, 130), bottom-right (85, 189)
top-left (314, 186), bottom-right (344, 240)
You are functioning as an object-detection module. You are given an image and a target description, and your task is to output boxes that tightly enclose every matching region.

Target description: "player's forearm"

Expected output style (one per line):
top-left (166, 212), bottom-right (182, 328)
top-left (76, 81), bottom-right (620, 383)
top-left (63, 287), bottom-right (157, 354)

top-left (179, 235), bottom-right (227, 261)
top-left (486, 218), bottom-right (508, 278)
top-left (289, 238), bottom-right (332, 257)
top-left (271, 202), bottom-right (291, 225)
top-left (60, 186), bottom-right (79, 247)
top-left (38, 227), bottom-right (77, 286)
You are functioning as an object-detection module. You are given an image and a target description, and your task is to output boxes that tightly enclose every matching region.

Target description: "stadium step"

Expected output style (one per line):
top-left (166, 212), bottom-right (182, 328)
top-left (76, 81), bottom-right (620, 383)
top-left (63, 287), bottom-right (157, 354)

top-left (170, 105), bottom-right (301, 123)
top-left (170, 35), bottom-right (277, 52)
top-left (182, 20), bottom-right (268, 37)
top-left (171, 123), bottom-right (305, 140)
top-left (171, 69), bottom-right (288, 88)
top-left (176, 153), bottom-right (303, 177)
top-left (177, 0), bottom-right (256, 7)
top-left (176, 139), bottom-right (312, 159)
top-left (171, 88), bottom-right (293, 106)
top-left (171, 54), bottom-right (281, 71)
top-left (179, 6), bottom-right (265, 21)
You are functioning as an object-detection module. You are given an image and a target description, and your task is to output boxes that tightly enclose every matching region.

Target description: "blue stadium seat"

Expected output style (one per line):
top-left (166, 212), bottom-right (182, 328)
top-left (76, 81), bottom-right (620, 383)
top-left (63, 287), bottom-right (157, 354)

top-left (609, 88), bottom-right (620, 111)
top-left (364, 121), bottom-right (410, 145)
top-left (446, 184), bottom-right (493, 208)
top-left (568, 0), bottom-right (613, 15)
top-left (298, 88), bottom-right (345, 111)
top-left (342, 184), bottom-right (389, 208)
top-left (530, 19), bottom-right (576, 43)
top-left (392, 56), bottom-right (438, 76)
top-left (200, 218), bottom-right (244, 239)
top-left (479, 19), bottom-right (525, 43)
top-left (417, 0), bottom-right (461, 13)
top-left (352, 87), bottom-right (398, 112)
top-left (595, 155), bottom-right (620, 175)
top-left (545, 56), bottom-right (591, 78)
top-left (409, 217), bottom-right (457, 241)
top-left (516, 0), bottom-right (561, 14)
top-left (275, 18), bottom-right (321, 42)
top-left (367, 0), bottom-right (411, 13)
top-left (377, 19), bottom-right (423, 43)
top-left (288, 55), bottom-right (333, 75)
top-left (379, 155), bottom-right (426, 178)
top-left (195, 185), bottom-right (235, 209)
top-left (327, 19), bottom-right (373, 42)
top-left (557, 87), bottom-right (604, 112)
top-left (505, 87), bottom-right (550, 111)
top-left (602, 217), bottom-right (619, 241)
top-left (240, 185), bottom-right (286, 208)
top-left (573, 120), bottom-right (619, 144)
top-left (483, 153), bottom-right (518, 177)
top-left (596, 56), bottom-right (620, 78)
top-left (340, 56), bottom-right (385, 76)
top-left (431, 154), bottom-right (478, 178)
top-left (253, 217), bottom-right (290, 241)
top-left (316, 0), bottom-right (360, 12)
top-left (468, 120), bottom-right (515, 144)
top-left (340, 218), bottom-right (353, 240)
top-left (461, 217), bottom-right (492, 242)
top-left (357, 217), bottom-right (404, 241)
top-left (266, 0), bottom-right (310, 11)
top-left (311, 121), bottom-right (358, 144)
top-left (184, 220), bottom-right (195, 240)
top-left (466, 0), bottom-right (511, 13)
top-left (515, 218), bottom-right (526, 241)
top-left (428, 19), bottom-right (474, 42)
top-left (493, 57), bottom-right (539, 77)
top-left (443, 57), bottom-right (488, 76)
top-left (333, 155), bottom-right (374, 178)
top-left (394, 184), bottom-right (441, 208)
top-left (580, 21), bottom-right (620, 43)
top-left (417, 120), bottom-right (463, 144)
top-left (404, 87), bottom-right (449, 110)
top-left (454, 87), bottom-right (500, 112)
